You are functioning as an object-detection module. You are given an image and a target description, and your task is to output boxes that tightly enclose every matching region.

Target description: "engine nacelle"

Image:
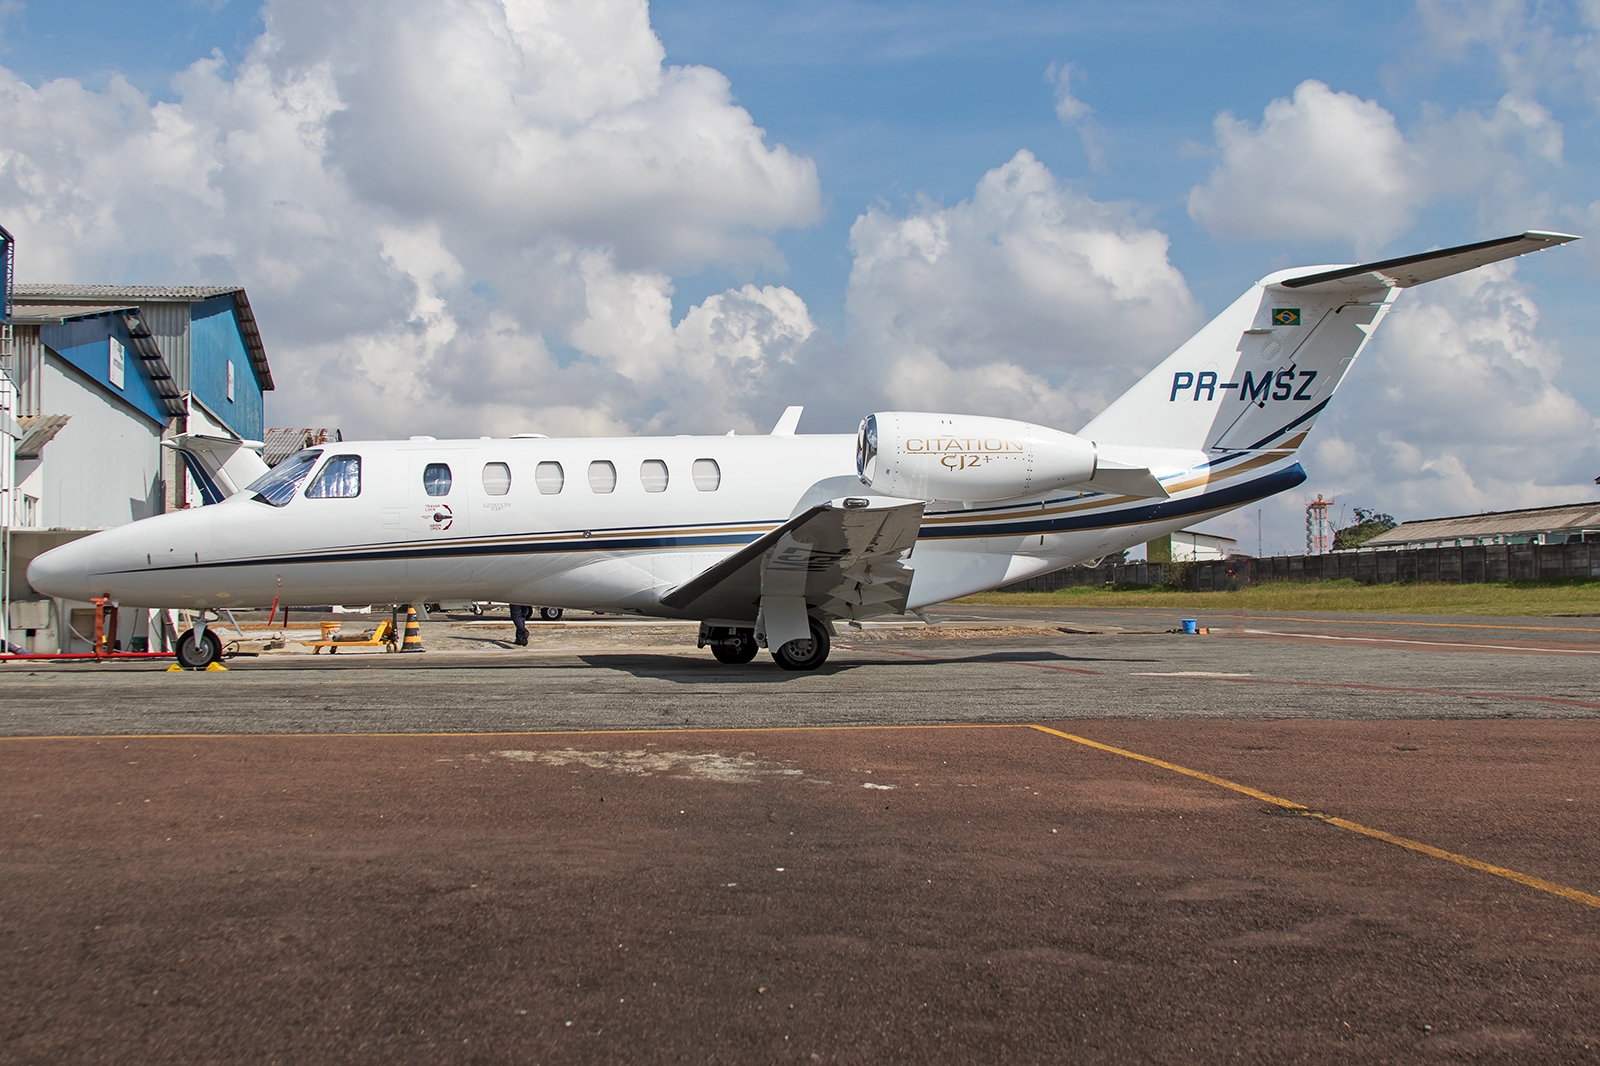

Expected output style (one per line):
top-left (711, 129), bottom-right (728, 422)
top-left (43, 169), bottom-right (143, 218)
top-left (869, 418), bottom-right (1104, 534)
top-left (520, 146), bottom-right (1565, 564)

top-left (856, 412), bottom-right (1098, 502)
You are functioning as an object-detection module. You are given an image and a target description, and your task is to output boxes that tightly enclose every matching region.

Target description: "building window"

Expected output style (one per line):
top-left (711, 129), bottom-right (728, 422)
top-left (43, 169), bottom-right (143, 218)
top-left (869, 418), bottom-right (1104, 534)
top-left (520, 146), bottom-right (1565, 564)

top-left (482, 462), bottom-right (512, 496)
top-left (640, 459), bottom-right (669, 493)
top-left (588, 460), bottom-right (617, 494)
top-left (423, 462), bottom-right (452, 497)
top-left (692, 458), bottom-right (721, 491)
top-left (535, 461), bottom-right (564, 494)
top-left (227, 360), bottom-right (235, 401)
top-left (247, 448), bottom-right (322, 506)
top-left (306, 455), bottom-right (361, 498)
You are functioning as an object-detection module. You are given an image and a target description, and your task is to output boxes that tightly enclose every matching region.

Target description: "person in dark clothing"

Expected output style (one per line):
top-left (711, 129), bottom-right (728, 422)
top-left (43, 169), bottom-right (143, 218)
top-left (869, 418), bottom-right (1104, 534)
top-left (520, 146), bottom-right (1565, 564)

top-left (509, 604), bottom-right (533, 646)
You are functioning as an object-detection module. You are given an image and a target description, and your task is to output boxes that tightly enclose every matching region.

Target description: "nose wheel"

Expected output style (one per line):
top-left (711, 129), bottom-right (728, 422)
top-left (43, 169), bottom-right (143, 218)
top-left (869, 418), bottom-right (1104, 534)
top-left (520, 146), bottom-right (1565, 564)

top-left (175, 627), bottom-right (224, 669)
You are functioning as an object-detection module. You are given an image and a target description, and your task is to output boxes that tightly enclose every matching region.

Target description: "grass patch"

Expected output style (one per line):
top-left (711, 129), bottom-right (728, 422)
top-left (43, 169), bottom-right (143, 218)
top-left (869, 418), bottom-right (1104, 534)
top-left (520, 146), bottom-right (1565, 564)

top-left (955, 578), bottom-right (1600, 616)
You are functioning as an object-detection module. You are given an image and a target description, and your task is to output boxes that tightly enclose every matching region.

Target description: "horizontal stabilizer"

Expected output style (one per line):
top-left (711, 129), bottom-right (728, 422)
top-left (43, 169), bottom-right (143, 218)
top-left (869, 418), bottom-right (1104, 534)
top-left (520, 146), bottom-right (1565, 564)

top-left (1075, 463), bottom-right (1168, 500)
top-left (660, 497), bottom-right (923, 623)
top-left (1278, 231), bottom-right (1579, 294)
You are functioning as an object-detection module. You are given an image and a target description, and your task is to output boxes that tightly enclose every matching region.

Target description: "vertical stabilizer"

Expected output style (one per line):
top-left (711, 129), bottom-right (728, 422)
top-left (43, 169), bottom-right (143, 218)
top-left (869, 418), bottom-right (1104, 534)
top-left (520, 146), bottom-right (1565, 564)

top-left (1080, 231), bottom-right (1578, 455)
top-left (1080, 276), bottom-right (1394, 453)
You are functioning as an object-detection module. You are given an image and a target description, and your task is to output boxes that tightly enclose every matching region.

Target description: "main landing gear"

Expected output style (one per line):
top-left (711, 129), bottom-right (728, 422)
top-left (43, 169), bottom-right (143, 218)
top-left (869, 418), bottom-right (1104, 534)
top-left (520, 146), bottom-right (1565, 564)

top-left (771, 619), bottom-right (830, 671)
top-left (698, 619), bottom-right (831, 670)
top-left (701, 626), bottom-right (759, 664)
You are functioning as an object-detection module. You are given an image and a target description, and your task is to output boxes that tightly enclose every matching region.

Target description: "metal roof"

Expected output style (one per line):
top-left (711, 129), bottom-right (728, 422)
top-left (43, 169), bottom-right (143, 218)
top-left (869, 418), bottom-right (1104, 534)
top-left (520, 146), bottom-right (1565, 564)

top-left (12, 285), bottom-right (273, 391)
top-left (15, 414), bottom-right (70, 459)
top-left (1364, 501), bottom-right (1600, 547)
top-left (9, 303), bottom-right (137, 325)
top-left (14, 284), bottom-right (242, 300)
top-left (263, 427), bottom-right (343, 467)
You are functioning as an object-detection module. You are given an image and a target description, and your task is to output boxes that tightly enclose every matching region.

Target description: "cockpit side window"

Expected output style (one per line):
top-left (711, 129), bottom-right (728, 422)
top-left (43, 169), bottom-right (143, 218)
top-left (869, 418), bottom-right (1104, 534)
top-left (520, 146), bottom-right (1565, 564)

top-left (246, 449), bottom-right (323, 507)
top-left (305, 455), bottom-right (362, 499)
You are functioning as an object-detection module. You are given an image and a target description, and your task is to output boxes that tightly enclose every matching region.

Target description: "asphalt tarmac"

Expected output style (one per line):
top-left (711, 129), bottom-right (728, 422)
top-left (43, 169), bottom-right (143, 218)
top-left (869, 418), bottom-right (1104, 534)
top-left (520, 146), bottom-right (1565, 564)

top-left (2, 607), bottom-right (1597, 1063)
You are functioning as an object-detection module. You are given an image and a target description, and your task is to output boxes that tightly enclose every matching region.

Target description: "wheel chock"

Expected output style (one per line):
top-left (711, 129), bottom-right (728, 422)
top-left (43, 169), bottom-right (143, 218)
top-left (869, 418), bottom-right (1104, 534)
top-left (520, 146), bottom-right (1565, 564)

top-left (204, 662), bottom-right (229, 671)
top-left (166, 663), bottom-right (185, 673)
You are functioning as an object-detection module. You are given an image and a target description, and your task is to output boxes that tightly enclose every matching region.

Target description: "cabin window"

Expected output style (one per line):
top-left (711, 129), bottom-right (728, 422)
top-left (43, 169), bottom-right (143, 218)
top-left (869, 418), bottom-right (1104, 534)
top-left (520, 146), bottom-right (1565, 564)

top-left (535, 461), bottom-right (564, 494)
top-left (640, 459), bottom-right (669, 493)
top-left (423, 463), bottom-right (452, 497)
top-left (588, 460), bottom-right (617, 494)
top-left (482, 462), bottom-right (512, 496)
top-left (247, 448), bottom-right (322, 507)
top-left (306, 455), bottom-right (362, 499)
top-left (692, 458), bottom-right (721, 491)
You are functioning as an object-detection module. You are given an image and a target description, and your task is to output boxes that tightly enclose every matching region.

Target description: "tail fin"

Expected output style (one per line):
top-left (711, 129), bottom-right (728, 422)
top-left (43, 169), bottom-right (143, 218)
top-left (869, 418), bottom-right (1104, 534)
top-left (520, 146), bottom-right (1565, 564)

top-left (1081, 231), bottom-right (1578, 453)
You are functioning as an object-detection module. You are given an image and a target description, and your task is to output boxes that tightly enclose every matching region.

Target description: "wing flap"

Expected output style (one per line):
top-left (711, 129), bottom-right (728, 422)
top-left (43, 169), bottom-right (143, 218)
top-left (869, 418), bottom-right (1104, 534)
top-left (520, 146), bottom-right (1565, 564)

top-left (660, 498), bottom-right (924, 622)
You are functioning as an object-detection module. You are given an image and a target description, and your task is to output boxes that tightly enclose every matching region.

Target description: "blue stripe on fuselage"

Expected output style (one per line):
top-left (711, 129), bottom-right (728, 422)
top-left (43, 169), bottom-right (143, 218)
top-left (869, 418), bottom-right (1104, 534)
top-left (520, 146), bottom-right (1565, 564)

top-left (100, 463), bottom-right (1306, 577)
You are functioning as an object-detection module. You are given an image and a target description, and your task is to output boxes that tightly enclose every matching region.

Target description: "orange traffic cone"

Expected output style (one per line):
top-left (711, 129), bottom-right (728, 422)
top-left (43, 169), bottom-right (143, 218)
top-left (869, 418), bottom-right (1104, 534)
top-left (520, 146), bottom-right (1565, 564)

top-left (400, 605), bottom-right (425, 652)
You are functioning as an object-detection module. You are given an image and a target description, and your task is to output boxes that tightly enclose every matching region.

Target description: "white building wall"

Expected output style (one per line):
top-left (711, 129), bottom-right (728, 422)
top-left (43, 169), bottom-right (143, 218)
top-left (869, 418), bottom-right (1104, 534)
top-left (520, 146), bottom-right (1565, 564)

top-left (40, 355), bottom-right (164, 529)
top-left (1172, 531), bottom-right (1237, 562)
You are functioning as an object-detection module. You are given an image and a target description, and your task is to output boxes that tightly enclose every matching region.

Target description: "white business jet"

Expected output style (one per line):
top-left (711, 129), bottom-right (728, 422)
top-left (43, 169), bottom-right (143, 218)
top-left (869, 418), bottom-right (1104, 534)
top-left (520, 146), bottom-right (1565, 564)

top-left (28, 232), bottom-right (1579, 669)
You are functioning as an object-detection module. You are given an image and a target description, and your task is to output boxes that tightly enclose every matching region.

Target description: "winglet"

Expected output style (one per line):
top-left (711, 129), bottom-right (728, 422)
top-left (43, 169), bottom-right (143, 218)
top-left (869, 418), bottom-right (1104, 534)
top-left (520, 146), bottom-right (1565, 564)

top-left (770, 406), bottom-right (804, 436)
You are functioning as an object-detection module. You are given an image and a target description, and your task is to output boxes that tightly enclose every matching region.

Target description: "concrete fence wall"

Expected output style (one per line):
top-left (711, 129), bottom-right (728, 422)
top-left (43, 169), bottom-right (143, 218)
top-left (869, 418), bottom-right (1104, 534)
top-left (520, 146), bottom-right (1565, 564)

top-left (998, 541), bottom-right (1600, 593)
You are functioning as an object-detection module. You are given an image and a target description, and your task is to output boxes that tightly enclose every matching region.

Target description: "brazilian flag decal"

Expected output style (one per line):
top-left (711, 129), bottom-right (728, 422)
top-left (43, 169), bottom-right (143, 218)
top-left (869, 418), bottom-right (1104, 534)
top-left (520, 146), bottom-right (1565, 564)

top-left (1272, 308), bottom-right (1301, 326)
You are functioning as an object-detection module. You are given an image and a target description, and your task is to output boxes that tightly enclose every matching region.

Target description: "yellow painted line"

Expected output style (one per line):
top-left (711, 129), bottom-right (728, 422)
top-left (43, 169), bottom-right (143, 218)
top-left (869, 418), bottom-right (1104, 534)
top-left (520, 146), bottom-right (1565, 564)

top-left (1027, 724), bottom-right (1600, 910)
top-left (0, 722), bottom-right (1021, 743)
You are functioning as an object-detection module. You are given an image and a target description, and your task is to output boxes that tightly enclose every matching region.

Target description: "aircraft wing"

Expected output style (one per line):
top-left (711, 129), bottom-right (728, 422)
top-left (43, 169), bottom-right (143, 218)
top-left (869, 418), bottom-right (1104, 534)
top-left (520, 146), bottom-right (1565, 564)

top-left (659, 497), bottom-right (924, 622)
top-left (1276, 231), bottom-right (1579, 295)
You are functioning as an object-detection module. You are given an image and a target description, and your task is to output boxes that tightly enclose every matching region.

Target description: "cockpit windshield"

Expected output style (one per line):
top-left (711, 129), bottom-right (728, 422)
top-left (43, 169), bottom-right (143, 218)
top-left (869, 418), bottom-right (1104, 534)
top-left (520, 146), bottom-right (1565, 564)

top-left (246, 449), bottom-right (323, 507)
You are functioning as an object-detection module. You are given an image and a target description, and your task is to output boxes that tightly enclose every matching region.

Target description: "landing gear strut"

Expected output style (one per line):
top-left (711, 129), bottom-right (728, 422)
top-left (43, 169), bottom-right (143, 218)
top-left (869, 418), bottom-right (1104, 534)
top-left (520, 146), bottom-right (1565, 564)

top-left (771, 619), bottom-right (830, 671)
top-left (700, 625), bottom-right (759, 664)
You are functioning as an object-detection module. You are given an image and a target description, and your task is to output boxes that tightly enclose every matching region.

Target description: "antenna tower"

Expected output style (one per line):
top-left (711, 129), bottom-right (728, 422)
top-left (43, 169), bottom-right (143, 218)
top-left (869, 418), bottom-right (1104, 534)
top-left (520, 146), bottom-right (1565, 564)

top-left (1305, 493), bottom-right (1333, 555)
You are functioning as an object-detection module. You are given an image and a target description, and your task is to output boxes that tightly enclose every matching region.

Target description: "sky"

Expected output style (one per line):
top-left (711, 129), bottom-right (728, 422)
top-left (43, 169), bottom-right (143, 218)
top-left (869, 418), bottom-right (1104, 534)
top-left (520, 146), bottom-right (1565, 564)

top-left (1, 0), bottom-right (1596, 555)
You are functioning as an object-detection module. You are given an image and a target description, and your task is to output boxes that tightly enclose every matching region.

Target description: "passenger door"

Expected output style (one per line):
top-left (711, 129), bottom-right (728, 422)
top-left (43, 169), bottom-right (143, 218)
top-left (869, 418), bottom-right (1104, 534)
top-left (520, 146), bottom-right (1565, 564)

top-left (401, 451), bottom-right (474, 594)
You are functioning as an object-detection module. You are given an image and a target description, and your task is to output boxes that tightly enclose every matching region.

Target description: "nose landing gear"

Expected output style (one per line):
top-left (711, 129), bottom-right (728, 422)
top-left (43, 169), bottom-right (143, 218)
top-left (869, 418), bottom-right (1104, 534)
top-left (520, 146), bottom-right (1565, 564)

top-left (174, 626), bottom-right (224, 669)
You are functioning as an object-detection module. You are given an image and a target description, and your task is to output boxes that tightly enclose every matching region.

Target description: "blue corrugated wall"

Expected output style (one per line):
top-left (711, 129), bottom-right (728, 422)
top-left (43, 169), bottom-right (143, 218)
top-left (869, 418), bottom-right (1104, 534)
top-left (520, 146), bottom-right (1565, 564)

top-left (39, 314), bottom-right (167, 425)
top-left (189, 294), bottom-right (264, 441)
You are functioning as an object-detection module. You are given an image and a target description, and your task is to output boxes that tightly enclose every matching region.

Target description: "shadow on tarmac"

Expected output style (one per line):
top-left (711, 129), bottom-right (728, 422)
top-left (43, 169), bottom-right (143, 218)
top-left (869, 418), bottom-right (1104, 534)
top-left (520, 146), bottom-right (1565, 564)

top-left (570, 647), bottom-right (1150, 682)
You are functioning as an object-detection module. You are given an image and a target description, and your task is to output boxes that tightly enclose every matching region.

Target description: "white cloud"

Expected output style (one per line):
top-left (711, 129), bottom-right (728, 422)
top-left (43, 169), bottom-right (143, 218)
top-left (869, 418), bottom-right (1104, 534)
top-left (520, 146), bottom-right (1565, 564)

top-left (845, 149), bottom-right (1200, 429)
top-left (1187, 80), bottom-right (1423, 249)
top-left (0, 0), bottom-right (822, 438)
top-left (1045, 61), bottom-right (1105, 172)
top-left (1309, 263), bottom-right (1596, 517)
top-left (1186, 78), bottom-right (1567, 251)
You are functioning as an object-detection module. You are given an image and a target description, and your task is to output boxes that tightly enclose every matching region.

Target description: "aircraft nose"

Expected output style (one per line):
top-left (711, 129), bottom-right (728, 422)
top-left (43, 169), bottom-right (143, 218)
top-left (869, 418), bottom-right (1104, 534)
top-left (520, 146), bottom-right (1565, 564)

top-left (27, 536), bottom-right (97, 601)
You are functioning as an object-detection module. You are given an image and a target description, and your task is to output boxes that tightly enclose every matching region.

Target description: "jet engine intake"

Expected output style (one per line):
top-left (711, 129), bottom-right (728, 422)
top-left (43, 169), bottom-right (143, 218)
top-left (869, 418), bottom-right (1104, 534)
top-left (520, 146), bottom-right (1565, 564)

top-left (856, 412), bottom-right (1098, 502)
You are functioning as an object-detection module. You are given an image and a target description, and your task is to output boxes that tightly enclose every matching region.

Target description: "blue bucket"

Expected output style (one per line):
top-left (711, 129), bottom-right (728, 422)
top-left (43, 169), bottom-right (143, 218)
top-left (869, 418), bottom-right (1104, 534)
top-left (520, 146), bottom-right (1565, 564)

top-left (1180, 618), bottom-right (1198, 635)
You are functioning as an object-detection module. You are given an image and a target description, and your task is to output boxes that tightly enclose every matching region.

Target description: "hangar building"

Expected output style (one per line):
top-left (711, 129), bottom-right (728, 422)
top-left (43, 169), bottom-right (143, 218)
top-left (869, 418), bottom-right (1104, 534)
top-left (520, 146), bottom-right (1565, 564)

top-left (4, 284), bottom-right (273, 652)
top-left (1362, 502), bottom-right (1600, 550)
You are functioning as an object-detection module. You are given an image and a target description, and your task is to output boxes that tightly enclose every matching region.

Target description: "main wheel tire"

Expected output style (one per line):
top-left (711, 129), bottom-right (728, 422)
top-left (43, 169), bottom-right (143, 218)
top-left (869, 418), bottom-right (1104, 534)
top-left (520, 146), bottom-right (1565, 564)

top-left (175, 628), bottom-right (223, 669)
top-left (772, 619), bottom-right (830, 671)
top-left (711, 628), bottom-right (759, 664)
top-left (538, 607), bottom-right (564, 621)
